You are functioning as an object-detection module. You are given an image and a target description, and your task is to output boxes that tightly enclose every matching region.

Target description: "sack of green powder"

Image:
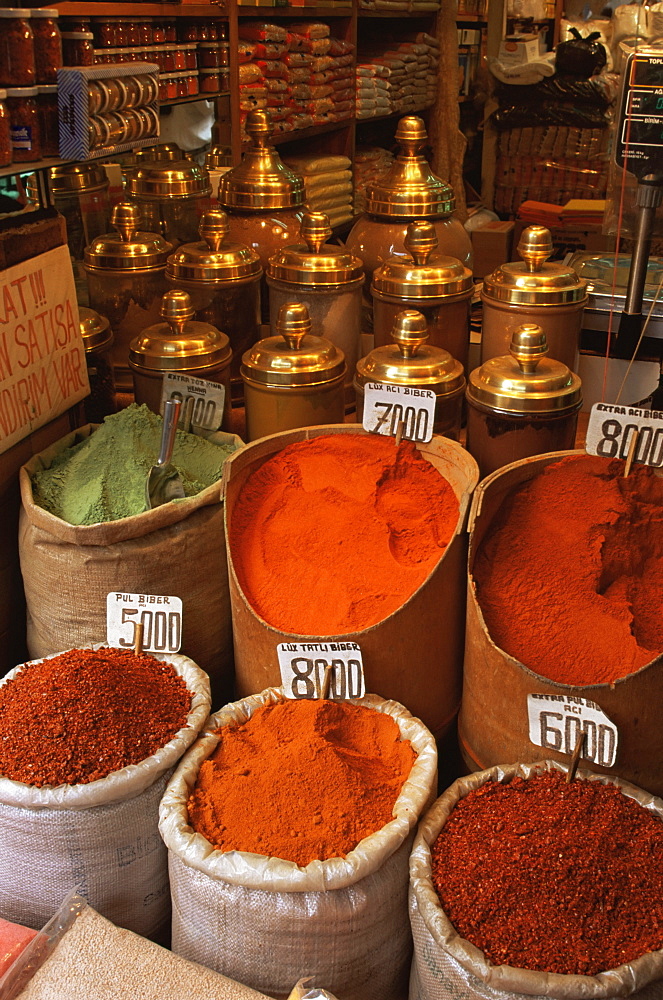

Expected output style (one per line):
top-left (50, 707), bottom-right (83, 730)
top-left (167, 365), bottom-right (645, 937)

top-left (0, 645), bottom-right (210, 944)
top-left (159, 687), bottom-right (438, 1000)
top-left (409, 760), bottom-right (663, 1000)
top-left (18, 406), bottom-right (243, 704)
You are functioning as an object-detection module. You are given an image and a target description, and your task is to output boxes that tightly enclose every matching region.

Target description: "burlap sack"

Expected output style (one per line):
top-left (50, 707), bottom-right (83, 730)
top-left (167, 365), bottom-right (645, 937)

top-left (18, 425), bottom-right (242, 703)
top-left (0, 646), bottom-right (211, 941)
top-left (409, 760), bottom-right (663, 1000)
top-left (159, 687), bottom-right (438, 1000)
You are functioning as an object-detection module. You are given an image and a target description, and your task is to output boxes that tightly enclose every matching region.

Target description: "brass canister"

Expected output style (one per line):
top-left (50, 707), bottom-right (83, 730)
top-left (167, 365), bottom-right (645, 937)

top-left (355, 310), bottom-right (466, 441)
top-left (466, 323), bottom-right (583, 478)
top-left (129, 289), bottom-right (232, 431)
top-left (217, 111), bottom-right (304, 320)
top-left (372, 221), bottom-right (474, 372)
top-left (79, 306), bottom-right (116, 425)
top-left (266, 211), bottom-right (363, 402)
top-left (345, 116), bottom-right (473, 332)
top-left (125, 158), bottom-right (213, 247)
top-left (165, 208), bottom-right (262, 389)
top-left (241, 302), bottom-right (346, 442)
top-left (48, 161), bottom-right (111, 259)
top-left (480, 226), bottom-right (588, 371)
top-left (84, 201), bottom-right (173, 392)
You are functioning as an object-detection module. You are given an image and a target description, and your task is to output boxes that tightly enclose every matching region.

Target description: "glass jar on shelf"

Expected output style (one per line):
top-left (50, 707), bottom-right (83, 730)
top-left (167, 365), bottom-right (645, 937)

top-left (31, 8), bottom-right (62, 84)
top-left (0, 90), bottom-right (12, 168)
top-left (36, 84), bottom-right (58, 157)
top-left (61, 31), bottom-right (95, 67)
top-left (0, 10), bottom-right (36, 87)
top-left (6, 87), bottom-right (40, 163)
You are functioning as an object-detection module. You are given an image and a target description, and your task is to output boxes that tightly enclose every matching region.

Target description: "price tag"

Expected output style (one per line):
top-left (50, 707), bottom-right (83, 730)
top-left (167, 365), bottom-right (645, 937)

top-left (363, 382), bottom-right (435, 444)
top-left (527, 693), bottom-right (618, 768)
top-left (106, 592), bottom-right (183, 654)
top-left (277, 642), bottom-right (365, 700)
top-left (161, 373), bottom-right (226, 433)
top-left (585, 402), bottom-right (663, 468)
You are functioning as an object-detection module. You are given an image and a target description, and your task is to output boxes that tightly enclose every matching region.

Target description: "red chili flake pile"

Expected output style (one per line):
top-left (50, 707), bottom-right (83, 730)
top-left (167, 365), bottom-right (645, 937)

top-left (431, 769), bottom-right (663, 976)
top-left (0, 647), bottom-right (192, 787)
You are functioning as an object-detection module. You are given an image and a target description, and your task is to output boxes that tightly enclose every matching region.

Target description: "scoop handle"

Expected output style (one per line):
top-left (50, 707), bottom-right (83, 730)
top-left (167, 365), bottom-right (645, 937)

top-left (158, 398), bottom-right (182, 468)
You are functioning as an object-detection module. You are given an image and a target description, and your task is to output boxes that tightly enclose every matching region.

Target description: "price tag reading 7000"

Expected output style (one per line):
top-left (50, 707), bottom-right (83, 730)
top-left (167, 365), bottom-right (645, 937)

top-left (277, 642), bottom-right (366, 700)
top-left (106, 592), bottom-right (183, 654)
top-left (363, 382), bottom-right (435, 444)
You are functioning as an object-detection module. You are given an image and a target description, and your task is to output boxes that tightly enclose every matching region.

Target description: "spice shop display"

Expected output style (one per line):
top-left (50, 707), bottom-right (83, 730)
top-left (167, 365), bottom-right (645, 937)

top-left (0, 644), bottom-right (210, 940)
top-left (355, 310), bottom-right (465, 441)
top-left (159, 686), bottom-right (437, 1000)
top-left (241, 302), bottom-right (345, 441)
top-left (0, 10), bottom-right (36, 87)
top-left (409, 762), bottom-right (663, 999)
top-left (480, 225), bottom-right (588, 371)
top-left (266, 211), bottom-right (363, 403)
top-left (6, 87), bottom-right (40, 163)
top-left (465, 324), bottom-right (582, 478)
top-left (84, 201), bottom-right (172, 391)
top-left (49, 161), bottom-right (111, 260)
top-left (79, 306), bottom-right (116, 424)
top-left (217, 111), bottom-right (304, 321)
top-left (126, 158), bottom-right (212, 248)
top-left (345, 116), bottom-right (473, 333)
top-left (460, 451), bottom-right (663, 797)
top-left (223, 426), bottom-right (478, 738)
top-left (166, 209), bottom-right (261, 390)
top-left (130, 291), bottom-right (232, 428)
top-left (371, 220), bottom-right (473, 373)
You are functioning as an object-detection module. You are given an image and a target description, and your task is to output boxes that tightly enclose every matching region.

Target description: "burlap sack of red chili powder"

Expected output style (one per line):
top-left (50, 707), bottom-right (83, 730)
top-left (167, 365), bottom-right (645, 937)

top-left (18, 425), bottom-right (240, 704)
top-left (0, 645), bottom-right (210, 943)
top-left (159, 687), bottom-right (438, 1000)
top-left (409, 761), bottom-right (663, 1000)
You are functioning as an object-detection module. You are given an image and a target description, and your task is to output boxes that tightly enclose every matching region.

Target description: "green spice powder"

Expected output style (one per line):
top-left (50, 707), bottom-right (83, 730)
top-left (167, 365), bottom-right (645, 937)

top-left (32, 404), bottom-right (239, 525)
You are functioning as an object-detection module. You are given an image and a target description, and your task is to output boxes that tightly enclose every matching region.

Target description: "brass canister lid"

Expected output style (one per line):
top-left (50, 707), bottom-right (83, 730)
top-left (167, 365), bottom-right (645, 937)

top-left (355, 310), bottom-right (465, 395)
top-left (133, 143), bottom-right (184, 163)
top-left (217, 110), bottom-right (305, 211)
top-left (364, 116), bottom-right (455, 219)
top-left (482, 226), bottom-right (587, 306)
top-left (126, 159), bottom-right (212, 201)
top-left (241, 302), bottom-right (345, 386)
top-left (372, 221), bottom-right (473, 299)
top-left (267, 211), bottom-right (363, 285)
top-left (467, 323), bottom-right (583, 415)
top-left (165, 209), bottom-right (262, 283)
top-left (129, 289), bottom-right (232, 372)
top-left (50, 161), bottom-right (109, 195)
top-left (79, 306), bottom-right (112, 352)
top-left (84, 202), bottom-right (173, 272)
top-left (205, 145), bottom-right (232, 169)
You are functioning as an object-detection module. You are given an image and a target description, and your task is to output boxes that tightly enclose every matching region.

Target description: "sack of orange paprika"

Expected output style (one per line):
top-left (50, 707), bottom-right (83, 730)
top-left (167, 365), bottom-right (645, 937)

top-left (158, 686), bottom-right (438, 1000)
top-left (0, 643), bottom-right (211, 943)
top-left (409, 760), bottom-right (663, 1000)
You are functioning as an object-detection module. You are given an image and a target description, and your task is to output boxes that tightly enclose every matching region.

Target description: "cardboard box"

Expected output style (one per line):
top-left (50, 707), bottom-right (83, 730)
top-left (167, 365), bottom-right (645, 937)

top-left (471, 220), bottom-right (515, 280)
top-left (512, 219), bottom-right (616, 256)
top-left (498, 34), bottom-right (541, 65)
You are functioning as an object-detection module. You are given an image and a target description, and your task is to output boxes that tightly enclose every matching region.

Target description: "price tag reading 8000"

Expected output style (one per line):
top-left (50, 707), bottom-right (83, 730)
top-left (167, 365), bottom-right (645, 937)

top-left (277, 642), bottom-right (366, 700)
top-left (527, 693), bottom-right (618, 768)
top-left (106, 592), bottom-right (183, 654)
top-left (585, 402), bottom-right (663, 467)
top-left (161, 373), bottom-right (226, 434)
top-left (363, 382), bottom-right (435, 444)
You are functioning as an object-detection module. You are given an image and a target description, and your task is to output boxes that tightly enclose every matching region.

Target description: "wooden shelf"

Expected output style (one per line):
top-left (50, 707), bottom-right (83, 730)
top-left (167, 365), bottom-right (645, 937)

top-left (54, 2), bottom-right (228, 16)
top-left (356, 104), bottom-right (433, 124)
top-left (161, 90), bottom-right (230, 106)
top-left (237, 5), bottom-right (352, 15)
top-left (358, 8), bottom-right (439, 15)
top-left (0, 157), bottom-right (72, 179)
top-left (456, 12), bottom-right (487, 20)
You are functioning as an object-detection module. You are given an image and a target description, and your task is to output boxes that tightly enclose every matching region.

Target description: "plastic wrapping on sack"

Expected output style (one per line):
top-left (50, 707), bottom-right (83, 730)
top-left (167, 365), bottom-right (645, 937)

top-left (555, 28), bottom-right (607, 78)
top-left (288, 980), bottom-right (340, 1000)
top-left (0, 645), bottom-right (211, 939)
top-left (409, 760), bottom-right (663, 1000)
top-left (496, 75), bottom-right (617, 110)
top-left (238, 22), bottom-right (288, 42)
top-left (491, 100), bottom-right (611, 130)
top-left (159, 687), bottom-right (438, 1000)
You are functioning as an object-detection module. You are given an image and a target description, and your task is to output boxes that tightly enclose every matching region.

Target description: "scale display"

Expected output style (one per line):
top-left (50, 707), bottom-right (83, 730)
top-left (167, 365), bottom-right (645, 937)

top-left (615, 51), bottom-right (663, 178)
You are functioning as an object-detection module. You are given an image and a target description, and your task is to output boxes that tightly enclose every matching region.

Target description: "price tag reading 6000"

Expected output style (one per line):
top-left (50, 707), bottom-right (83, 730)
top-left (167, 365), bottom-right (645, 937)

top-left (277, 642), bottom-right (366, 700)
top-left (106, 592), bottom-right (183, 654)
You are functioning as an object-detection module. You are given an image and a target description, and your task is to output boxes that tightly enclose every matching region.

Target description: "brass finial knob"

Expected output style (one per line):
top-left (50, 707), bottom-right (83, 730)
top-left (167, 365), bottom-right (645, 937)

top-left (277, 302), bottom-right (312, 351)
top-left (518, 226), bottom-right (553, 274)
top-left (245, 110), bottom-right (273, 148)
top-left (199, 208), bottom-right (229, 251)
top-left (510, 323), bottom-right (548, 373)
top-left (112, 201), bottom-right (141, 242)
top-left (404, 220), bottom-right (438, 265)
top-left (394, 115), bottom-right (428, 157)
top-left (392, 309), bottom-right (429, 358)
top-left (301, 211), bottom-right (332, 254)
top-left (161, 289), bottom-right (194, 335)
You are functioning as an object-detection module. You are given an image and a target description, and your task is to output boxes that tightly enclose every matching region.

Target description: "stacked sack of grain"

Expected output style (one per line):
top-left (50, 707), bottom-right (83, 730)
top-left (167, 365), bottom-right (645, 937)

top-left (355, 62), bottom-right (394, 118)
top-left (285, 23), bottom-right (355, 129)
top-left (238, 23), bottom-right (291, 137)
top-left (361, 39), bottom-right (438, 113)
top-left (283, 153), bottom-right (354, 228)
top-left (353, 145), bottom-right (394, 215)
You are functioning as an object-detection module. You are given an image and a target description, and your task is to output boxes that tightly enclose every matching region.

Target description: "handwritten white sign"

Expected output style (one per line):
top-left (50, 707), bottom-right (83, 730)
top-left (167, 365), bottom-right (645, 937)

top-left (0, 244), bottom-right (89, 455)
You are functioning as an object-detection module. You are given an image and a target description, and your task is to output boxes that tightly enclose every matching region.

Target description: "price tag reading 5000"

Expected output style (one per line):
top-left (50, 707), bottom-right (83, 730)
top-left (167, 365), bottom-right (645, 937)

top-left (106, 592), bottom-right (183, 654)
top-left (277, 642), bottom-right (366, 700)
top-left (363, 382), bottom-right (435, 444)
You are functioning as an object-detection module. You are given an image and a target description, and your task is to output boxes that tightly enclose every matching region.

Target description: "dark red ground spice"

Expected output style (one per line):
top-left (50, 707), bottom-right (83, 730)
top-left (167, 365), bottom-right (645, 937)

top-left (431, 769), bottom-right (663, 976)
top-left (0, 647), bottom-right (192, 787)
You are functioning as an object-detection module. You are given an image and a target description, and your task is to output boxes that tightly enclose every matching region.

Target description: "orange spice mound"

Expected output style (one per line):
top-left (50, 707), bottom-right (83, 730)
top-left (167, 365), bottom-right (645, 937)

top-left (187, 699), bottom-right (416, 866)
top-left (229, 434), bottom-right (460, 635)
top-left (474, 454), bottom-right (663, 686)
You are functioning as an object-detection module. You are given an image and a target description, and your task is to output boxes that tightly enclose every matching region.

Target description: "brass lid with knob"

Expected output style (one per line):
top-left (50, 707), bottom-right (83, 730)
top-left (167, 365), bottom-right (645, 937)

top-left (372, 221), bottom-right (473, 299)
top-left (50, 161), bottom-right (109, 195)
top-left (129, 289), bottom-right (232, 372)
top-left (165, 208), bottom-right (262, 283)
top-left (133, 143), bottom-right (185, 163)
top-left (205, 145), bottom-right (232, 169)
top-left (355, 310), bottom-right (465, 395)
top-left (126, 159), bottom-right (212, 201)
top-left (482, 226), bottom-right (588, 306)
top-left (217, 110), bottom-right (305, 211)
top-left (241, 302), bottom-right (345, 386)
top-left (267, 211), bottom-right (363, 285)
top-left (364, 117), bottom-right (455, 219)
top-left (79, 306), bottom-right (113, 352)
top-left (467, 323), bottom-right (583, 414)
top-left (84, 202), bottom-right (173, 271)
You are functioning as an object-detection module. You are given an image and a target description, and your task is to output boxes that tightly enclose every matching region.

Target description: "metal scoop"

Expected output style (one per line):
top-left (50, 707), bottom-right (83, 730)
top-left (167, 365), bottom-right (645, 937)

top-left (145, 398), bottom-right (186, 509)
